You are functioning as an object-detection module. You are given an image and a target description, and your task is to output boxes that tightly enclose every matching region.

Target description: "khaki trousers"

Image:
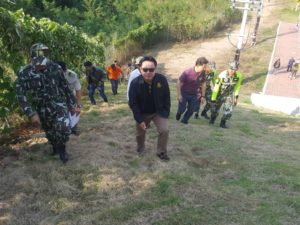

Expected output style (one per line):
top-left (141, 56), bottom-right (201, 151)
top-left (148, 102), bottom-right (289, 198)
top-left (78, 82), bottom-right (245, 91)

top-left (136, 113), bottom-right (169, 154)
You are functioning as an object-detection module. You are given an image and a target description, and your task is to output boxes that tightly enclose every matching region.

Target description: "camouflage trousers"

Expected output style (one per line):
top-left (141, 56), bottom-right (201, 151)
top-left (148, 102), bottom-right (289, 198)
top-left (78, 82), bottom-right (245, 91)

top-left (38, 103), bottom-right (71, 146)
top-left (194, 89), bottom-right (212, 114)
top-left (210, 94), bottom-right (235, 122)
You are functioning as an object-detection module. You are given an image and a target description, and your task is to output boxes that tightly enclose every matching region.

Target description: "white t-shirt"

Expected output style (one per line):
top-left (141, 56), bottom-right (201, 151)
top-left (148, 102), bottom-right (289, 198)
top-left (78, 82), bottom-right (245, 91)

top-left (64, 69), bottom-right (81, 94)
top-left (127, 68), bottom-right (141, 100)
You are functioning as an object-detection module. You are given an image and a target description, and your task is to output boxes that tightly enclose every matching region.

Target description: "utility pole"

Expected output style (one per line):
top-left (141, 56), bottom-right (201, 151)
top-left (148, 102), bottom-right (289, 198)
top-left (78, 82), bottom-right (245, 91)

top-left (230, 0), bottom-right (264, 65)
top-left (251, 0), bottom-right (264, 46)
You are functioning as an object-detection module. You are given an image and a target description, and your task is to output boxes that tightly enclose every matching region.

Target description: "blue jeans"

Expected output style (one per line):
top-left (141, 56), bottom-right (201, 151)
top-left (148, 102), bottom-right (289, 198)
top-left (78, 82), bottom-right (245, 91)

top-left (88, 83), bottom-right (108, 104)
top-left (110, 79), bottom-right (119, 95)
top-left (177, 93), bottom-right (198, 124)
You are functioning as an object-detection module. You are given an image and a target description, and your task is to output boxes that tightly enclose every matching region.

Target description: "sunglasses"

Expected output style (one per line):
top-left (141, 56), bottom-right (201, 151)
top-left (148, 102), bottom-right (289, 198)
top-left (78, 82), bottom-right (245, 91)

top-left (141, 68), bottom-right (155, 73)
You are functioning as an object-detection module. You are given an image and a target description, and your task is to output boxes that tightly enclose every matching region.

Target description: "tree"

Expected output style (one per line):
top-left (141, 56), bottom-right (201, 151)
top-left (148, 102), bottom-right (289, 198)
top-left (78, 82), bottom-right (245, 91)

top-left (0, 7), bottom-right (105, 132)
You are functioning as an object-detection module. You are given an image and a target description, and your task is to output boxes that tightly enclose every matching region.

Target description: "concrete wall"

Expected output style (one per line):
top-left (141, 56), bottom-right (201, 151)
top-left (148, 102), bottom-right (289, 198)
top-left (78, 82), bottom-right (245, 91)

top-left (251, 93), bottom-right (300, 115)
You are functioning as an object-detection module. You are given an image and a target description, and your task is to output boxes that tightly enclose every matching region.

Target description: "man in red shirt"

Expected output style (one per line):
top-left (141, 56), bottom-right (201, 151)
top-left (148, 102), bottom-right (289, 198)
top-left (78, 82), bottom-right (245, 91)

top-left (176, 57), bottom-right (208, 124)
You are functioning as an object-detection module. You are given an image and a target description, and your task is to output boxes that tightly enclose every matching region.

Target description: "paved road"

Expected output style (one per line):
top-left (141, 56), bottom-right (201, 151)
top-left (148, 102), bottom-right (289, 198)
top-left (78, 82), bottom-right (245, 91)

top-left (263, 21), bottom-right (300, 98)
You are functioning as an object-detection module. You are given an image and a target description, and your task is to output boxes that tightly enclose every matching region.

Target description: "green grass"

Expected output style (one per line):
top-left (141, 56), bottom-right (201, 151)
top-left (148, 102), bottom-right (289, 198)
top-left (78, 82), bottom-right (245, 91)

top-left (128, 159), bottom-right (140, 168)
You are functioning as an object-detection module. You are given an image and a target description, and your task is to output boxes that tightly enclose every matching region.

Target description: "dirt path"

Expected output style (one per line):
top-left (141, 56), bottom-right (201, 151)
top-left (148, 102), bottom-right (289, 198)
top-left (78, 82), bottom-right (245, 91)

top-left (146, 0), bottom-right (281, 80)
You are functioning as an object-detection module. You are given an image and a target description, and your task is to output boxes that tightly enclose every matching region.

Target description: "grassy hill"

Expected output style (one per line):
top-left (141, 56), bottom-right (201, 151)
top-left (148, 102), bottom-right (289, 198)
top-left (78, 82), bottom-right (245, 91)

top-left (0, 1), bottom-right (300, 225)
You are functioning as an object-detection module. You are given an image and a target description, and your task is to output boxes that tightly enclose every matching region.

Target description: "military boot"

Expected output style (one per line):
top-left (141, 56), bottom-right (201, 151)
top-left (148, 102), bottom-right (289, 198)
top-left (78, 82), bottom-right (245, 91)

top-left (209, 115), bottom-right (216, 124)
top-left (51, 145), bottom-right (58, 156)
top-left (220, 119), bottom-right (228, 129)
top-left (58, 144), bottom-right (69, 163)
top-left (201, 110), bottom-right (210, 120)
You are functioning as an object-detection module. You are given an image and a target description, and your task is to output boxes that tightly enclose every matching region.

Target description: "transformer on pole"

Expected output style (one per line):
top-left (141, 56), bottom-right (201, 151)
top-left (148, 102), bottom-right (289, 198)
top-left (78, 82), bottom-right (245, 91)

top-left (230, 0), bottom-right (264, 66)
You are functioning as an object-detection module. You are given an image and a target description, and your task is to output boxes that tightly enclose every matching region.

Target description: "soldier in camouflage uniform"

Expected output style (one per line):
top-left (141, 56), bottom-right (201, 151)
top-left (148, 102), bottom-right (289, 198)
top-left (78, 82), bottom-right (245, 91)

top-left (194, 62), bottom-right (217, 119)
top-left (209, 61), bottom-right (243, 128)
top-left (56, 61), bottom-right (81, 135)
top-left (16, 43), bottom-right (79, 163)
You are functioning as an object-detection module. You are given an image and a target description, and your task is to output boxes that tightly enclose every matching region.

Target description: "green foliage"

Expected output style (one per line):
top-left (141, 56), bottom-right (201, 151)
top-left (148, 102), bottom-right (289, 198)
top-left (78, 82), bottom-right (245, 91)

top-left (134, 0), bottom-right (236, 41)
top-left (0, 0), bottom-right (14, 9)
top-left (0, 7), bottom-right (104, 70)
top-left (0, 7), bottom-right (105, 132)
top-left (2, 0), bottom-right (238, 41)
top-left (0, 66), bottom-right (17, 131)
top-left (114, 23), bottom-right (162, 61)
top-left (52, 0), bottom-right (79, 8)
top-left (112, 0), bottom-right (239, 62)
top-left (0, 0), bottom-right (240, 132)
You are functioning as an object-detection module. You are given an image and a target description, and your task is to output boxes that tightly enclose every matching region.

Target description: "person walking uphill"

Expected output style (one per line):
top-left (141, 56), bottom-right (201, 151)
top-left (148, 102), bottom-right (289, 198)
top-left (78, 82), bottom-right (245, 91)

top-left (56, 61), bottom-right (82, 135)
top-left (210, 61), bottom-right (243, 128)
top-left (16, 43), bottom-right (79, 163)
top-left (84, 61), bottom-right (108, 104)
top-left (127, 56), bottom-right (144, 100)
top-left (107, 63), bottom-right (122, 95)
top-left (128, 56), bottom-right (171, 161)
top-left (194, 62), bottom-right (217, 119)
top-left (176, 57), bottom-right (208, 124)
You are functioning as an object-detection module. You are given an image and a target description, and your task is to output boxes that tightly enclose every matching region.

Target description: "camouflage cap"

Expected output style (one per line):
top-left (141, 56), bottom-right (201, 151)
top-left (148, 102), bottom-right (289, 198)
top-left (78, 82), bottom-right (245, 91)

top-left (30, 43), bottom-right (50, 67)
top-left (30, 43), bottom-right (49, 59)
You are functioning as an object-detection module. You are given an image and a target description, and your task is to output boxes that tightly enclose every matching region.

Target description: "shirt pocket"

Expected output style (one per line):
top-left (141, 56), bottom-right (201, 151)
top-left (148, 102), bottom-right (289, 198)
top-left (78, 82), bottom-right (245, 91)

top-left (27, 74), bottom-right (43, 91)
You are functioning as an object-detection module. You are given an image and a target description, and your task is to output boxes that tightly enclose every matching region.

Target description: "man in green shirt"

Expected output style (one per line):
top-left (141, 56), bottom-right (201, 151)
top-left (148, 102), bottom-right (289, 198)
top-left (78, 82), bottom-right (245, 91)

top-left (194, 62), bottom-right (217, 119)
top-left (210, 61), bottom-right (243, 128)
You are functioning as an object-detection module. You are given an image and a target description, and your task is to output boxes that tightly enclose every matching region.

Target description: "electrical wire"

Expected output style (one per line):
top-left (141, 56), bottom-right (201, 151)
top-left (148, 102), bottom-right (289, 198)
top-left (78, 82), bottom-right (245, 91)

top-left (227, 18), bottom-right (253, 50)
